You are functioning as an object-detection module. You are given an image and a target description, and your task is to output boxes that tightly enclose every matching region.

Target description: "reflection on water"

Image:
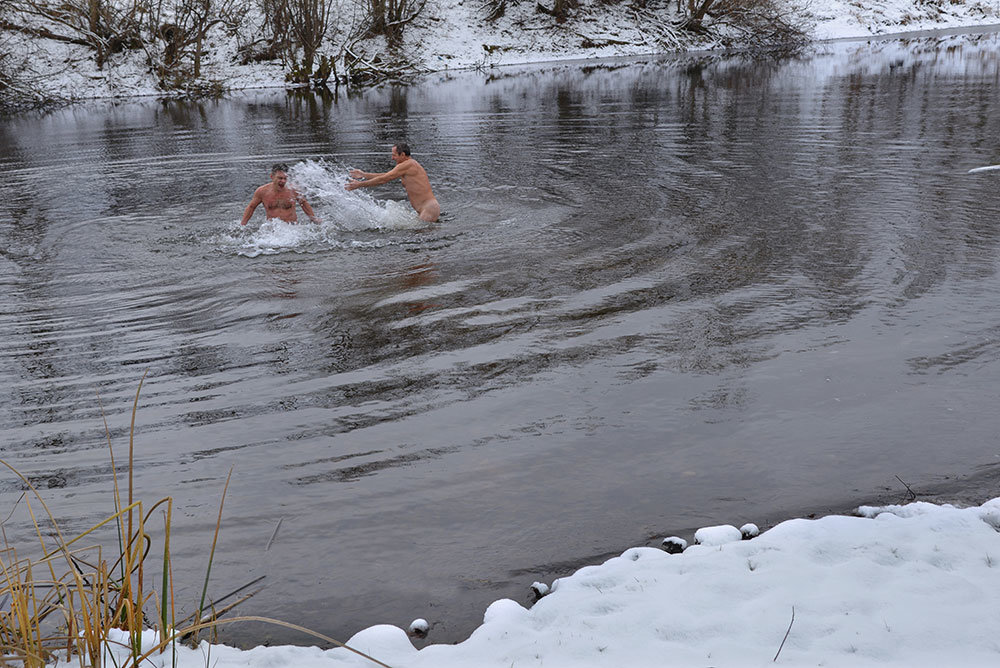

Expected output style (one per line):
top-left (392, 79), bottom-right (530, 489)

top-left (3, 31), bottom-right (1000, 645)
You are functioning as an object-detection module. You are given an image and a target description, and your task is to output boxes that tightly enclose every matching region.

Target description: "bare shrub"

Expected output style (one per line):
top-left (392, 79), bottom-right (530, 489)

top-left (683, 0), bottom-right (807, 49)
top-left (0, 36), bottom-right (48, 111)
top-left (341, 40), bottom-right (423, 85)
top-left (481, 0), bottom-right (509, 21)
top-left (0, 8), bottom-right (71, 110)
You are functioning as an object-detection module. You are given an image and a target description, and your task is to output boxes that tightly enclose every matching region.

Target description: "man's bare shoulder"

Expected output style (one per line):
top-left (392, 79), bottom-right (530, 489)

top-left (400, 159), bottom-right (426, 175)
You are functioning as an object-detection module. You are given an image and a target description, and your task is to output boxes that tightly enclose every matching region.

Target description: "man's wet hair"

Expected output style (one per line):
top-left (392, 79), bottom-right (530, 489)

top-left (393, 143), bottom-right (411, 156)
top-left (271, 163), bottom-right (289, 174)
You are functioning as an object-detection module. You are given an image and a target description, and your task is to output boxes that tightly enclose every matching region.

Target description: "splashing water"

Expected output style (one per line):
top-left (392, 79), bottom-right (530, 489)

top-left (292, 159), bottom-right (426, 232)
top-left (216, 160), bottom-right (428, 257)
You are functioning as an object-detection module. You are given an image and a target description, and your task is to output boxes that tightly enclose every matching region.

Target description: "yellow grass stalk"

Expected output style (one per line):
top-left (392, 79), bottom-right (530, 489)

top-left (194, 466), bottom-right (233, 642)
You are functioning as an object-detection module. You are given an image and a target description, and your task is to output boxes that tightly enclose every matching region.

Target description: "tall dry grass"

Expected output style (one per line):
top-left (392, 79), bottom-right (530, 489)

top-left (0, 376), bottom-right (394, 668)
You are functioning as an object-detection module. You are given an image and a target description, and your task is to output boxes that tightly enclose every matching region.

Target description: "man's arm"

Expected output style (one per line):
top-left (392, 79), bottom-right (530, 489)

top-left (241, 189), bottom-right (263, 225)
top-left (346, 163), bottom-right (408, 191)
top-left (297, 192), bottom-right (320, 223)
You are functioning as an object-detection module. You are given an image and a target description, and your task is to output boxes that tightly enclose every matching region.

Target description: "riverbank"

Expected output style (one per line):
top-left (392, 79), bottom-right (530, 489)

top-left (104, 491), bottom-right (1000, 667)
top-left (4, 0), bottom-right (1000, 104)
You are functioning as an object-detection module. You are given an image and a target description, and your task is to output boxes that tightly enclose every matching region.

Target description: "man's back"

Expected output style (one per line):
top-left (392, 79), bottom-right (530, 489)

top-left (398, 159), bottom-right (435, 209)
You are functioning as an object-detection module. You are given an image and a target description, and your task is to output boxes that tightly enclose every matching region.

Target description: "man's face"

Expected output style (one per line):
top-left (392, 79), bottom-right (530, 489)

top-left (391, 147), bottom-right (403, 164)
top-left (271, 170), bottom-right (288, 188)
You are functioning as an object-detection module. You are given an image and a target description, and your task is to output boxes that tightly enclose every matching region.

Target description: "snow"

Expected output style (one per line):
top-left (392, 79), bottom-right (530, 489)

top-left (530, 581), bottom-right (550, 597)
top-left (806, 0), bottom-right (1000, 40)
top-left (99, 496), bottom-right (1000, 667)
top-left (693, 523), bottom-right (744, 546)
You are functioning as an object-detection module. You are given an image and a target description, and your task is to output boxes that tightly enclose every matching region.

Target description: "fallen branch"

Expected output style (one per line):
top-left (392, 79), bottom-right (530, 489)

top-left (0, 19), bottom-right (91, 46)
top-left (571, 30), bottom-right (633, 47)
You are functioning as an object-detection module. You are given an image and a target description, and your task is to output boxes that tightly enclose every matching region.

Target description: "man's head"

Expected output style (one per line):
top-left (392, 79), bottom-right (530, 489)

top-left (391, 143), bottom-right (411, 163)
top-left (270, 163), bottom-right (289, 188)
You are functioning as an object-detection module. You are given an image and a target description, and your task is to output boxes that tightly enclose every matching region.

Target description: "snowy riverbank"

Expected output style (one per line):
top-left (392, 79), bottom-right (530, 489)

top-left (4, 0), bottom-right (1000, 103)
top-left (107, 495), bottom-right (1000, 667)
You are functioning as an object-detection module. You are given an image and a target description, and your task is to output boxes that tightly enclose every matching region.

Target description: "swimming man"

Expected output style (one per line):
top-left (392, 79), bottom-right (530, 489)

top-left (346, 144), bottom-right (441, 222)
top-left (241, 163), bottom-right (319, 225)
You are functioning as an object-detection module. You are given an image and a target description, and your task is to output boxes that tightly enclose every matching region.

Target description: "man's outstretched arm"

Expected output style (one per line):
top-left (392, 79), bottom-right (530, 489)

top-left (346, 164), bottom-right (406, 190)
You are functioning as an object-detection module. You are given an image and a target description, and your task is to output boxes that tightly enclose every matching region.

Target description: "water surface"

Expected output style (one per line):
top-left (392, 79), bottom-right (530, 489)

top-left (3, 31), bottom-right (1000, 645)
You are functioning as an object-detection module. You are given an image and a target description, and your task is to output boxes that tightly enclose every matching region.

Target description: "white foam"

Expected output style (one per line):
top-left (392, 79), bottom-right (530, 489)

top-left (215, 218), bottom-right (396, 257)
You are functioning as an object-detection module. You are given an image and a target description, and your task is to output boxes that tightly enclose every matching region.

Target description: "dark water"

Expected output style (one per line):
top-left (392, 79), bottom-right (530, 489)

top-left (3, 30), bottom-right (1000, 646)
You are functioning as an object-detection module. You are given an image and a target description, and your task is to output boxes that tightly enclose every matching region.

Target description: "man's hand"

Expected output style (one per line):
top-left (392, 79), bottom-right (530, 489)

top-left (345, 180), bottom-right (361, 191)
top-left (349, 169), bottom-right (365, 179)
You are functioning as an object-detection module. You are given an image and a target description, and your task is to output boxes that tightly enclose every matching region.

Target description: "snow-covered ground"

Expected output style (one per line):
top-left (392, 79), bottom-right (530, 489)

top-left (400, 0), bottom-right (1000, 69)
top-left (4, 0), bottom-right (1000, 101)
top-left (107, 496), bottom-right (1000, 667)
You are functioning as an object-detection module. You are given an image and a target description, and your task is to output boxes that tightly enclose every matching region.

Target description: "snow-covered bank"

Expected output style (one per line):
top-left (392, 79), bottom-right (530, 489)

top-left (111, 496), bottom-right (1000, 667)
top-left (4, 0), bottom-right (1000, 103)
top-left (396, 0), bottom-right (1000, 71)
top-left (809, 0), bottom-right (1000, 41)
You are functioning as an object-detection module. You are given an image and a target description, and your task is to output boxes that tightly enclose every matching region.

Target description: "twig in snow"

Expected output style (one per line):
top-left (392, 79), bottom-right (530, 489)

top-left (773, 606), bottom-right (795, 662)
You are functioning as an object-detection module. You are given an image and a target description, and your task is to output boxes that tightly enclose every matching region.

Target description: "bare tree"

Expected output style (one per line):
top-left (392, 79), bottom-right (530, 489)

top-left (365, 0), bottom-right (423, 40)
top-left (286, 0), bottom-right (332, 78)
top-left (535, 0), bottom-right (577, 23)
top-left (254, 0), bottom-right (337, 85)
top-left (141, 0), bottom-right (249, 88)
top-left (13, 0), bottom-right (143, 68)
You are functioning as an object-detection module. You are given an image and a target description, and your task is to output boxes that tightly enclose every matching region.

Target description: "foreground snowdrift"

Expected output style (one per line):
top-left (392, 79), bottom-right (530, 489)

top-left (115, 497), bottom-right (1000, 667)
